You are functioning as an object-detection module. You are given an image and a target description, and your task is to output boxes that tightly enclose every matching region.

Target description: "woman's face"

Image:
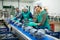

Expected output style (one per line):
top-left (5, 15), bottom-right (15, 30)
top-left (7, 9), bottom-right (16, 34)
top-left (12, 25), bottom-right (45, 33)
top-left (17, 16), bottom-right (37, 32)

top-left (16, 8), bottom-right (19, 12)
top-left (35, 6), bottom-right (41, 13)
top-left (23, 9), bottom-right (27, 12)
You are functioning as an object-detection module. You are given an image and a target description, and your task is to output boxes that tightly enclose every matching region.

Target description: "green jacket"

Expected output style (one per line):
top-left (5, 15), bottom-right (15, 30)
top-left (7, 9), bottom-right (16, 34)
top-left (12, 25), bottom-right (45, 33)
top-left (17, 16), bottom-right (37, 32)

top-left (28, 10), bottom-right (51, 30)
top-left (36, 10), bottom-right (50, 30)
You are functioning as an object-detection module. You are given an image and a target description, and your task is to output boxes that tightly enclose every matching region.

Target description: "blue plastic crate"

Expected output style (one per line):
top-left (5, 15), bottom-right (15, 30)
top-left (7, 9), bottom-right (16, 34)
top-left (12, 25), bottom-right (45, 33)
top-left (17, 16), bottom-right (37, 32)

top-left (0, 32), bottom-right (19, 40)
top-left (52, 32), bottom-right (60, 39)
top-left (2, 37), bottom-right (19, 40)
top-left (47, 32), bottom-right (60, 39)
top-left (0, 28), bottom-right (9, 33)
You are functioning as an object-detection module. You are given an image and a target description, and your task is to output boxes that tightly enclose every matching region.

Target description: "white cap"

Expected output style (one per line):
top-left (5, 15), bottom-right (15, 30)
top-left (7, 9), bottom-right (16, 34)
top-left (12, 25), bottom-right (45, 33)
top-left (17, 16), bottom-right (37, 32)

top-left (21, 6), bottom-right (28, 10)
top-left (34, 1), bottom-right (42, 8)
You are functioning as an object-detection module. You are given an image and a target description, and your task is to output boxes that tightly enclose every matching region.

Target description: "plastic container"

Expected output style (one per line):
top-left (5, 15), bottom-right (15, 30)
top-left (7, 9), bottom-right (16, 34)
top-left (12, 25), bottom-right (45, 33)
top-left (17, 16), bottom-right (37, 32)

top-left (50, 32), bottom-right (60, 39)
top-left (0, 32), bottom-right (19, 40)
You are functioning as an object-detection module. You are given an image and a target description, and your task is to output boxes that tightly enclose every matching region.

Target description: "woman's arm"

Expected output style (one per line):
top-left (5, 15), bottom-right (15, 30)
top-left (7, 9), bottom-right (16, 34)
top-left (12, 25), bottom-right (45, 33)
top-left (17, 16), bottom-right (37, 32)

top-left (38, 13), bottom-right (47, 26)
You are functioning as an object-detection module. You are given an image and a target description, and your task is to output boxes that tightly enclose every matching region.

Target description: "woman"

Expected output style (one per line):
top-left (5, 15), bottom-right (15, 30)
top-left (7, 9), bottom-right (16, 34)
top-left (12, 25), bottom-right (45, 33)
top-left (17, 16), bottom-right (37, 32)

top-left (21, 7), bottom-right (33, 23)
top-left (28, 2), bottom-right (51, 30)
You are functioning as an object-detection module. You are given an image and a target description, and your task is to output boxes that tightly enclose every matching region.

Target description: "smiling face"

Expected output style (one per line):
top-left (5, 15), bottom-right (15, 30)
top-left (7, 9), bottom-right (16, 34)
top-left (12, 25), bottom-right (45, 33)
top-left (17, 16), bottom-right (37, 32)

top-left (35, 6), bottom-right (42, 14)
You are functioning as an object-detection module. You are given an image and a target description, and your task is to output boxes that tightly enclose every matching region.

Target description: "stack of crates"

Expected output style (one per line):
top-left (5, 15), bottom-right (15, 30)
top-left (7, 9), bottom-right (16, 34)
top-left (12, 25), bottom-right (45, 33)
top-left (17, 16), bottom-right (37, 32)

top-left (51, 32), bottom-right (60, 39)
top-left (0, 21), bottom-right (19, 40)
top-left (46, 30), bottom-right (60, 39)
top-left (0, 32), bottom-right (19, 40)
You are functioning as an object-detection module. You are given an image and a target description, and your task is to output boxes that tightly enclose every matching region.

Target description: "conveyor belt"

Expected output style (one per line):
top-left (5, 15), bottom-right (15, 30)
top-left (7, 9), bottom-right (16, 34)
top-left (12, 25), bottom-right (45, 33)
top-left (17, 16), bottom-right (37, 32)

top-left (9, 22), bottom-right (59, 40)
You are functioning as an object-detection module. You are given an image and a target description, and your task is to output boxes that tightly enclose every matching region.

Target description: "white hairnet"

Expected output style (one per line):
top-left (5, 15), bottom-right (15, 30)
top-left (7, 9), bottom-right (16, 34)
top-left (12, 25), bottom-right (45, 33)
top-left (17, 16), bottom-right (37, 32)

top-left (34, 1), bottom-right (43, 8)
top-left (21, 6), bottom-right (28, 10)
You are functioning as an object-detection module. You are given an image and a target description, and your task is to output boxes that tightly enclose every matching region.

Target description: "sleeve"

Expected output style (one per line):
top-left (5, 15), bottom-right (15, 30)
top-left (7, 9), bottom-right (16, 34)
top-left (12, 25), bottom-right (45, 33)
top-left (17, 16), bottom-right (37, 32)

top-left (20, 13), bottom-right (24, 22)
top-left (15, 13), bottom-right (17, 17)
top-left (29, 12), bottom-right (33, 19)
top-left (39, 13), bottom-right (47, 26)
top-left (20, 13), bottom-right (24, 20)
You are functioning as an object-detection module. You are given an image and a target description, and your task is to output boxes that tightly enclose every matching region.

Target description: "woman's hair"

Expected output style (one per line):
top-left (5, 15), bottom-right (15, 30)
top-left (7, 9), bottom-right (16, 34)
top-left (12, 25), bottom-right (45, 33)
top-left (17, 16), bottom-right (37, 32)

top-left (34, 6), bottom-right (42, 10)
top-left (37, 6), bottom-right (42, 9)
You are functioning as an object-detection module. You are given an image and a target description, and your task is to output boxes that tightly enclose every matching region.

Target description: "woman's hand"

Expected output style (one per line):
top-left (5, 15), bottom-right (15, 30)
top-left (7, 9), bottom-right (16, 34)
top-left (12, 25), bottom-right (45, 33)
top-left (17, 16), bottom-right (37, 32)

top-left (36, 23), bottom-right (41, 25)
top-left (37, 23), bottom-right (42, 26)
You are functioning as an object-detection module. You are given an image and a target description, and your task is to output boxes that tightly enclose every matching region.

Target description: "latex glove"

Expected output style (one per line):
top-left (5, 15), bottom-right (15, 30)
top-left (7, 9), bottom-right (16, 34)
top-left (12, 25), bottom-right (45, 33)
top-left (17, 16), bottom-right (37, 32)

top-left (37, 23), bottom-right (43, 26)
top-left (28, 22), bottom-right (38, 26)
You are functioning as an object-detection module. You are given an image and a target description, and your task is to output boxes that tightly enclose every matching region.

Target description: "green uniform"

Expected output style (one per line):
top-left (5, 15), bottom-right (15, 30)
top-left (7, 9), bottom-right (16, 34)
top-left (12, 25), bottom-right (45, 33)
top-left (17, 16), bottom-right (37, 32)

top-left (28, 10), bottom-right (51, 30)
top-left (22, 11), bottom-right (32, 20)
top-left (36, 10), bottom-right (50, 30)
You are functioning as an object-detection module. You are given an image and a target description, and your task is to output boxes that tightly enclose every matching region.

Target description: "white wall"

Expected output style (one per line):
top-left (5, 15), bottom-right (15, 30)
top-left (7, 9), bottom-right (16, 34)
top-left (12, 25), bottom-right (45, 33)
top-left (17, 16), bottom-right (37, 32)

top-left (0, 1), bottom-right (2, 10)
top-left (3, 0), bottom-right (18, 8)
top-left (19, 2), bottom-right (33, 14)
top-left (2, 0), bottom-right (33, 14)
top-left (35, 0), bottom-right (60, 16)
top-left (0, 0), bottom-right (60, 16)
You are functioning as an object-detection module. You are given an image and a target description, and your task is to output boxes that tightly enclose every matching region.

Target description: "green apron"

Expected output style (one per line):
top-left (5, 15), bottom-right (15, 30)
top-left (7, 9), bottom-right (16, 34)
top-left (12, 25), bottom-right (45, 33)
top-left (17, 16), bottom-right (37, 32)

top-left (36, 10), bottom-right (50, 30)
top-left (28, 10), bottom-right (50, 30)
top-left (22, 11), bottom-right (31, 20)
